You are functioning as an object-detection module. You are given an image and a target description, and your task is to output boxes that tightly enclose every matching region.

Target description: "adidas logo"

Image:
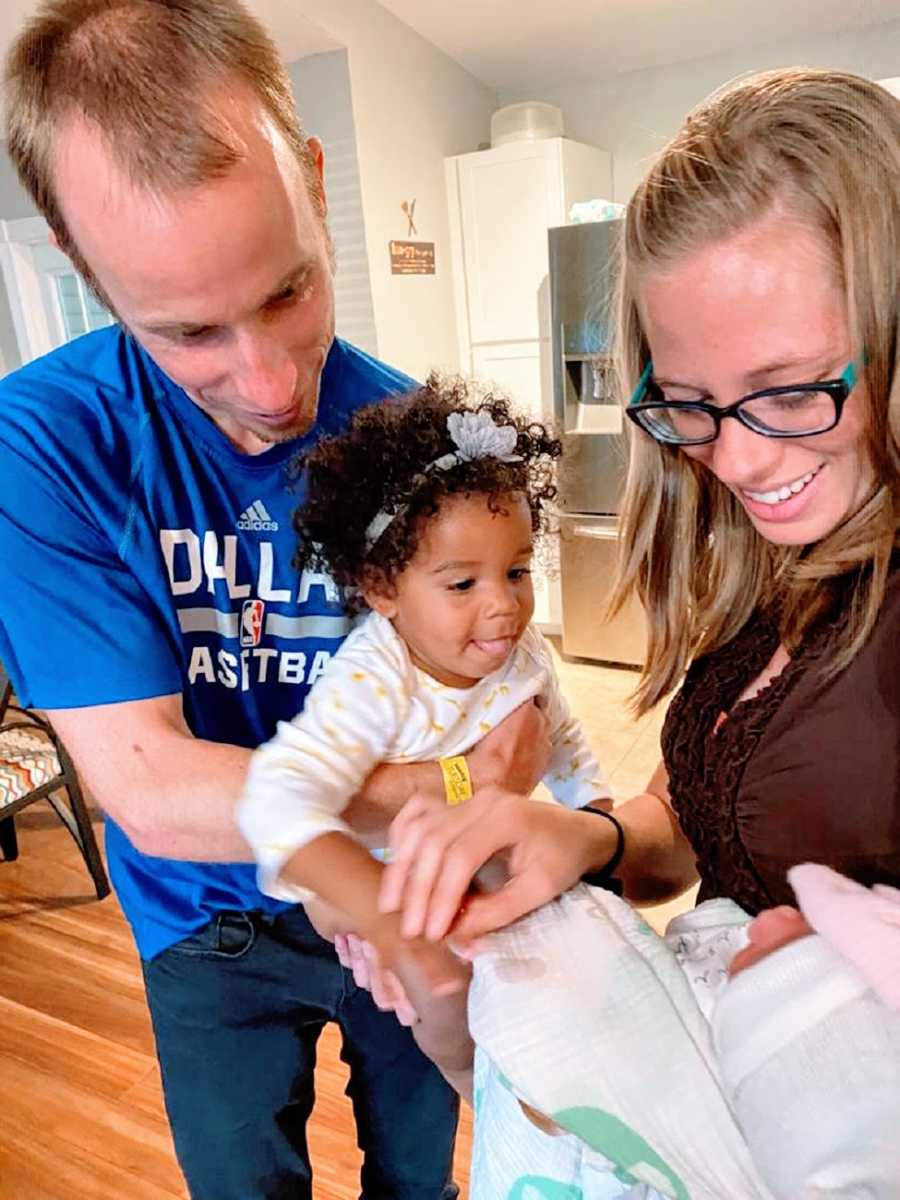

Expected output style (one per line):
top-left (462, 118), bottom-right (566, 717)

top-left (237, 500), bottom-right (279, 533)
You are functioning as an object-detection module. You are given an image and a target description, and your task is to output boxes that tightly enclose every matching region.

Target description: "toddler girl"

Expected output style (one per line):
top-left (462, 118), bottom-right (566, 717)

top-left (237, 377), bottom-right (614, 1095)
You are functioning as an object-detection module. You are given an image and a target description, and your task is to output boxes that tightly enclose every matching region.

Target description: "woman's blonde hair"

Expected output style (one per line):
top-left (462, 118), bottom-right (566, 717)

top-left (4, 0), bottom-right (321, 306)
top-left (612, 68), bottom-right (900, 715)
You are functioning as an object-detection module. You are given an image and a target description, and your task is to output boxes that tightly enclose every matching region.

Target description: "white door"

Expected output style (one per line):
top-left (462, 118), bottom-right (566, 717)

top-left (0, 216), bottom-right (113, 365)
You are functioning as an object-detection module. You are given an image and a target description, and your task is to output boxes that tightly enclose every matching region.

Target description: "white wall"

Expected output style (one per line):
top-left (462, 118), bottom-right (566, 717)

top-left (298, 0), bottom-right (498, 381)
top-left (501, 18), bottom-right (900, 202)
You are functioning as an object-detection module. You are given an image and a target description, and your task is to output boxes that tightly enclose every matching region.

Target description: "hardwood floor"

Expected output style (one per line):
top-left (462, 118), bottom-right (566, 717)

top-left (0, 650), bottom-right (688, 1198)
top-left (0, 809), bottom-right (472, 1200)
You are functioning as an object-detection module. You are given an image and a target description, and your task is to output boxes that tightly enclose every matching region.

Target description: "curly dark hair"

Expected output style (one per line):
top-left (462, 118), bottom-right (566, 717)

top-left (291, 373), bottom-right (562, 597)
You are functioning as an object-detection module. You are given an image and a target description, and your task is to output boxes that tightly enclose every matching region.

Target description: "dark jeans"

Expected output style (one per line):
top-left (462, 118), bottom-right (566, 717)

top-left (142, 906), bottom-right (459, 1200)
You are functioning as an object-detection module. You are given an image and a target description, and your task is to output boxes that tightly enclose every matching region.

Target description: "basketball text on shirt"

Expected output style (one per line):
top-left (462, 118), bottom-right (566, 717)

top-left (160, 526), bottom-right (345, 692)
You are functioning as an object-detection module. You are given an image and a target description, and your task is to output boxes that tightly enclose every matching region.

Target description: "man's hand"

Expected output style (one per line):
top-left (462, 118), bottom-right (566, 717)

top-left (379, 788), bottom-right (618, 945)
top-left (334, 933), bottom-right (420, 1026)
top-left (352, 904), bottom-right (469, 993)
top-left (344, 699), bottom-right (551, 847)
top-left (305, 902), bottom-right (415, 1018)
top-left (466, 701), bottom-right (551, 796)
top-left (305, 897), bottom-right (354, 944)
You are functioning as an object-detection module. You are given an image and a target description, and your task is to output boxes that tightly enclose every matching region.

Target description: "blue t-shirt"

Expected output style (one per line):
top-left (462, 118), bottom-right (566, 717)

top-left (0, 328), bottom-right (415, 959)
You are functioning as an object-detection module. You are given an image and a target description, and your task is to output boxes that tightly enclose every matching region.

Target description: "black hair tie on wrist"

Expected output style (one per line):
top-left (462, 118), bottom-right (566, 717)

top-left (579, 807), bottom-right (625, 896)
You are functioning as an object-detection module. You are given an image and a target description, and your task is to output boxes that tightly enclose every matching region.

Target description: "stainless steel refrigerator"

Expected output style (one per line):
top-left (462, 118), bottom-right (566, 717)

top-left (550, 219), bottom-right (647, 666)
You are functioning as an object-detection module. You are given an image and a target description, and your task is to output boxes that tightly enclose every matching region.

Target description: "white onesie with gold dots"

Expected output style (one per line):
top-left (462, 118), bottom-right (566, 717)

top-left (238, 611), bottom-right (610, 902)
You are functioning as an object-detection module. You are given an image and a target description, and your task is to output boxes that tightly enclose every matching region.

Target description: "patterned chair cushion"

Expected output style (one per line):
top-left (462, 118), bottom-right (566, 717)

top-left (0, 726), bottom-right (61, 809)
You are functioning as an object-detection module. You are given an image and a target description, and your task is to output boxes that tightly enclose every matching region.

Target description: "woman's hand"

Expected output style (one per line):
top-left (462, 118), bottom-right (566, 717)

top-left (379, 787), bottom-right (619, 945)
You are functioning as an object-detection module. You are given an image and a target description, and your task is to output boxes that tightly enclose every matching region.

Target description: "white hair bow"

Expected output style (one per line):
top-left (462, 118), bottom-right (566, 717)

top-left (364, 411), bottom-right (522, 551)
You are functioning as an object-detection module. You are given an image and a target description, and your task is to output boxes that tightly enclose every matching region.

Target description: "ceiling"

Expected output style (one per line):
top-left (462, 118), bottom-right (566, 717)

top-left (376, 0), bottom-right (900, 92)
top-left (0, 1), bottom-right (897, 97)
top-left (243, 1), bottom-right (341, 61)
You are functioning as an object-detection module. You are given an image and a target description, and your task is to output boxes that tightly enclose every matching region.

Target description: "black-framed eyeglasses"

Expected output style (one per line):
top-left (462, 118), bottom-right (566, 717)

top-left (626, 359), bottom-right (860, 446)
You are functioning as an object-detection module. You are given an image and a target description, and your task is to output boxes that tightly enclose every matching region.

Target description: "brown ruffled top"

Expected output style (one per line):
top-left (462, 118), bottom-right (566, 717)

top-left (662, 572), bottom-right (900, 916)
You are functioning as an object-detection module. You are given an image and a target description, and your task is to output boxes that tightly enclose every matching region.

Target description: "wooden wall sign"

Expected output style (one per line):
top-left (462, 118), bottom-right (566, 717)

top-left (389, 240), bottom-right (436, 276)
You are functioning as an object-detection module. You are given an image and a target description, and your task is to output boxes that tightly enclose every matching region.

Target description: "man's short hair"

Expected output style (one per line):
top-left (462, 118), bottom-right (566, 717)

top-left (5, 0), bottom-right (320, 300)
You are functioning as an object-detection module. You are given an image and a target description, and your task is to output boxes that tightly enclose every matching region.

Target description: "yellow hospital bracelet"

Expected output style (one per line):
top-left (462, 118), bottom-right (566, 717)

top-left (439, 755), bottom-right (473, 806)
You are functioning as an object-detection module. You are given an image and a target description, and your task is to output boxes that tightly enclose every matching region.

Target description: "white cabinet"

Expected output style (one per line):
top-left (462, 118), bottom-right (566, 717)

top-left (446, 137), bottom-right (612, 628)
top-left (469, 342), bottom-right (549, 418)
top-left (457, 146), bottom-right (556, 344)
top-left (450, 139), bottom-right (611, 350)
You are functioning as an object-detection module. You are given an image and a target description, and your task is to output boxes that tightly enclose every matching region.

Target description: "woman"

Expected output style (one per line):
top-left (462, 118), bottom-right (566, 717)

top-left (378, 66), bottom-right (900, 944)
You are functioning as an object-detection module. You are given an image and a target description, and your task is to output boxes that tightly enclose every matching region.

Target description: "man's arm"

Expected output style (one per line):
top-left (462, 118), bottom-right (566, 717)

top-left (51, 694), bottom-right (255, 861)
top-left (49, 695), bottom-right (552, 861)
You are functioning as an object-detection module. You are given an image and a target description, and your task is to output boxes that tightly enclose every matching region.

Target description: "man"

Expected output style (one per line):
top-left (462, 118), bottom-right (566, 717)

top-left (0, 3), bottom-right (548, 1197)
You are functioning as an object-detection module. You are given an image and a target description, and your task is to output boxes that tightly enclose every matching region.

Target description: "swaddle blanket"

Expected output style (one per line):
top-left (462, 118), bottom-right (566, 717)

top-left (468, 885), bottom-right (771, 1200)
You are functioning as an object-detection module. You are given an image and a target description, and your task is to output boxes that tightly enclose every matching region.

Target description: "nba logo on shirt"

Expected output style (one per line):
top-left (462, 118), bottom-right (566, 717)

top-left (240, 599), bottom-right (265, 647)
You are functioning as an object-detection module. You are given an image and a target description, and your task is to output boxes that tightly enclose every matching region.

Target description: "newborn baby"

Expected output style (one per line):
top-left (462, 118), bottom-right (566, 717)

top-left (468, 866), bottom-right (900, 1200)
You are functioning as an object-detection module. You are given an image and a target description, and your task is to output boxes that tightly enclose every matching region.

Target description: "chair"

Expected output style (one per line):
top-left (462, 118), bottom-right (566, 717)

top-left (0, 665), bottom-right (109, 899)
